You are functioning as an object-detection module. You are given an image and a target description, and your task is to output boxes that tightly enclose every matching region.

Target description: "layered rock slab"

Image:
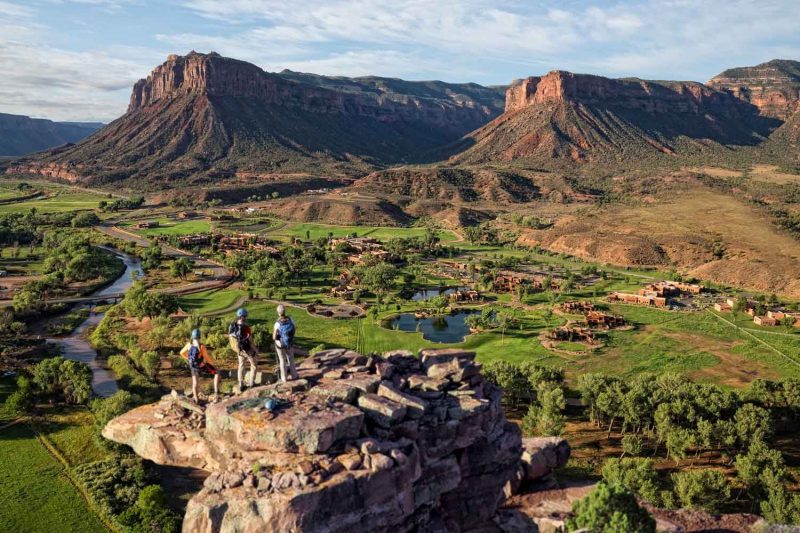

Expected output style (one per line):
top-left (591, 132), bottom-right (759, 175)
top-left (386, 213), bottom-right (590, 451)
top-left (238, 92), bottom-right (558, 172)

top-left (104, 348), bottom-right (522, 532)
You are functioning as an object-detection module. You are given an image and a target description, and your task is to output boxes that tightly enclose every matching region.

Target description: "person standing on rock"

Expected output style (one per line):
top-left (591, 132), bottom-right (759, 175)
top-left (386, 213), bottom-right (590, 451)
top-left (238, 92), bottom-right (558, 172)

top-left (273, 304), bottom-right (298, 382)
top-left (229, 308), bottom-right (257, 391)
top-left (180, 328), bottom-right (219, 403)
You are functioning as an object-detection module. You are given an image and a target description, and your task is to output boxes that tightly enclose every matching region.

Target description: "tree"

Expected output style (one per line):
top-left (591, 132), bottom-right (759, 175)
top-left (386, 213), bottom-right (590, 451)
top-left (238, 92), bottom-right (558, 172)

top-left (170, 257), bottom-right (194, 280)
top-left (735, 440), bottom-right (786, 496)
top-left (601, 458), bottom-right (661, 505)
top-left (495, 309), bottom-right (518, 345)
top-left (621, 435), bottom-right (645, 457)
top-left (734, 403), bottom-right (772, 445)
top-left (761, 485), bottom-right (800, 526)
top-left (359, 263), bottom-right (397, 295)
top-left (464, 226), bottom-right (482, 244)
top-left (31, 357), bottom-right (92, 404)
top-left (565, 482), bottom-right (656, 533)
top-left (522, 381), bottom-right (566, 436)
top-left (123, 282), bottom-right (178, 319)
top-left (671, 470), bottom-right (730, 513)
top-left (140, 245), bottom-right (162, 270)
top-left (71, 211), bottom-right (100, 227)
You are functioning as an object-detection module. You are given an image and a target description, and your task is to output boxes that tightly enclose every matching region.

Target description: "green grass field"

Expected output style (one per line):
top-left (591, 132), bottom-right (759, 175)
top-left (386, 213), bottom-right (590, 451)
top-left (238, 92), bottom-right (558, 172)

top-left (271, 222), bottom-right (459, 243)
top-left (0, 187), bottom-right (108, 214)
top-left (178, 288), bottom-right (247, 314)
top-left (130, 218), bottom-right (212, 237)
top-left (0, 422), bottom-right (108, 533)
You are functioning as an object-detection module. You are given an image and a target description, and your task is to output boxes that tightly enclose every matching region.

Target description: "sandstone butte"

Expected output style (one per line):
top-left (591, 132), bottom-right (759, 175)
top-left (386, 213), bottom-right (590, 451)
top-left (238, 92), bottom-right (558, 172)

top-left (104, 348), bottom-right (571, 532)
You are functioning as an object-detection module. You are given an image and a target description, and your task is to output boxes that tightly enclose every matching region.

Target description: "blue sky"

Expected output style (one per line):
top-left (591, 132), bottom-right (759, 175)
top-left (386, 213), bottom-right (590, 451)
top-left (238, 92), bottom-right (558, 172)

top-left (2, 0), bottom-right (799, 122)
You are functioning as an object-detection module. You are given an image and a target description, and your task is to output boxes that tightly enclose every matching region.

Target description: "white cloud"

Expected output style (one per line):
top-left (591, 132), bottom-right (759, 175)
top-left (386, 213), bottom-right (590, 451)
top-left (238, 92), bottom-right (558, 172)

top-left (1, 0), bottom-right (800, 121)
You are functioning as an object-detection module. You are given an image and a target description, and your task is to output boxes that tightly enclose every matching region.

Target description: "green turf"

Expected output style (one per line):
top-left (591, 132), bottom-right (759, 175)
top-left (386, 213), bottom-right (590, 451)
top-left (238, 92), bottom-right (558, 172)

top-left (132, 218), bottom-right (212, 236)
top-left (271, 222), bottom-right (459, 242)
top-left (0, 188), bottom-right (108, 214)
top-left (0, 423), bottom-right (108, 533)
top-left (32, 409), bottom-right (109, 466)
top-left (178, 288), bottom-right (247, 314)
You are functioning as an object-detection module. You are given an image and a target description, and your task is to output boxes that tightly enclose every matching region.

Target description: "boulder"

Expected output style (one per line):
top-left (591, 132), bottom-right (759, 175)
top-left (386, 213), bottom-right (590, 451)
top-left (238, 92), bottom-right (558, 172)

top-left (520, 437), bottom-right (571, 481)
top-left (358, 393), bottom-right (407, 428)
top-left (104, 349), bottom-right (522, 532)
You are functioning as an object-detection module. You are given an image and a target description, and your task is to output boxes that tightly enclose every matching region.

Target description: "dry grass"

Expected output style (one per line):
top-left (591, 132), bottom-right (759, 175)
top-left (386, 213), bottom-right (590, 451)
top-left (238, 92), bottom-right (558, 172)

top-left (520, 184), bottom-right (800, 296)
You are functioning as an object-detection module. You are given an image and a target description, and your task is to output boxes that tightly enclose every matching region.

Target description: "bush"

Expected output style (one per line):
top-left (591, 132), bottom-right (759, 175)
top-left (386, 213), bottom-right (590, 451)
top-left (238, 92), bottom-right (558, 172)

top-left (31, 357), bottom-right (92, 404)
top-left (71, 211), bottom-right (100, 228)
top-left (565, 482), bottom-right (655, 533)
top-left (118, 484), bottom-right (181, 533)
top-left (91, 390), bottom-right (140, 449)
top-left (671, 469), bottom-right (730, 513)
top-left (5, 375), bottom-right (34, 416)
top-left (601, 458), bottom-right (661, 505)
top-left (621, 434), bottom-right (645, 457)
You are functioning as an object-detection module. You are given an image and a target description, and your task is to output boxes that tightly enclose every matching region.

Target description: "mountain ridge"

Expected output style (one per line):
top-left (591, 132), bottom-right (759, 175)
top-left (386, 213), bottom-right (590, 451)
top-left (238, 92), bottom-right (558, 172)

top-left (0, 113), bottom-right (103, 157)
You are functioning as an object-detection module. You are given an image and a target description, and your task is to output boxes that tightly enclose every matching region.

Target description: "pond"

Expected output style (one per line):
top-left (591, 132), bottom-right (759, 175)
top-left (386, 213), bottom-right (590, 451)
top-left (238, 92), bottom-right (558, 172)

top-left (409, 286), bottom-right (467, 301)
top-left (386, 311), bottom-right (478, 344)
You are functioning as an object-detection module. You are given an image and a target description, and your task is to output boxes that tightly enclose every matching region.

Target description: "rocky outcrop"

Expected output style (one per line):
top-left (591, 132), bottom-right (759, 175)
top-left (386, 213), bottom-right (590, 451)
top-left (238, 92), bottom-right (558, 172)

top-left (451, 69), bottom-right (782, 166)
top-left (104, 348), bottom-right (522, 532)
top-left (14, 51), bottom-right (504, 185)
top-left (129, 51), bottom-right (501, 131)
top-left (505, 70), bottom-right (760, 117)
top-left (709, 59), bottom-right (800, 120)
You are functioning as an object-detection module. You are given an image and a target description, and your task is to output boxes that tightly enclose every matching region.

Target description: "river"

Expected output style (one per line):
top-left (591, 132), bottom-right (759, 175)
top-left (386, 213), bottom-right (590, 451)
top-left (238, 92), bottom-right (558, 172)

top-left (47, 250), bottom-right (142, 398)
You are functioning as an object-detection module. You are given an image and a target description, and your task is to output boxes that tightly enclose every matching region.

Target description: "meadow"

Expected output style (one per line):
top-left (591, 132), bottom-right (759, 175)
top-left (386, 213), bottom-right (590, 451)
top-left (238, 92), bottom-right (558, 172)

top-left (269, 221), bottom-right (459, 243)
top-left (0, 184), bottom-right (108, 214)
top-left (127, 218), bottom-right (212, 236)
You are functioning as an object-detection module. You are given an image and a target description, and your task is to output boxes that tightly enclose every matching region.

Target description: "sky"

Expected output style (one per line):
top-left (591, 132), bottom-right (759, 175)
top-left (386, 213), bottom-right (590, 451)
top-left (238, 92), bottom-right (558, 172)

top-left (2, 0), bottom-right (799, 122)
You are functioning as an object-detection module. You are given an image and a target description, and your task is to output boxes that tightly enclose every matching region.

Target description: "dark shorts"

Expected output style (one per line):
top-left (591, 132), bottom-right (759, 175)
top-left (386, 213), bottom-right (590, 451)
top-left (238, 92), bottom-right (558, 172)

top-left (191, 362), bottom-right (217, 376)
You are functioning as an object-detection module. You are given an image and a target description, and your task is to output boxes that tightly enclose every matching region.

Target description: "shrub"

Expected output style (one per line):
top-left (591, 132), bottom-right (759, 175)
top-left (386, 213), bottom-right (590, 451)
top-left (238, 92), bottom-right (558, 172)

top-left (671, 469), bottom-right (730, 513)
top-left (565, 482), bottom-right (655, 533)
top-left (601, 458), bottom-right (661, 505)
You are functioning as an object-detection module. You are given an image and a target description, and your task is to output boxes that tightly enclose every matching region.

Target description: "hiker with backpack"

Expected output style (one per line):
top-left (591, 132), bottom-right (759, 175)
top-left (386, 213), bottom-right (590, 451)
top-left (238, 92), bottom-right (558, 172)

top-left (229, 307), bottom-right (258, 391)
top-left (273, 304), bottom-right (298, 382)
top-left (179, 329), bottom-right (219, 403)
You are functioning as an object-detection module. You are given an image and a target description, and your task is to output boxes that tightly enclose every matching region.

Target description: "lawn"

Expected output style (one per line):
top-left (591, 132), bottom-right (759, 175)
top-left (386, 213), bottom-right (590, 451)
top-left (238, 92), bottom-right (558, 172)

top-left (0, 188), bottom-right (108, 214)
top-left (31, 408), bottom-right (109, 466)
top-left (271, 222), bottom-right (459, 243)
top-left (0, 423), bottom-right (109, 533)
top-left (132, 218), bottom-right (212, 237)
top-left (178, 288), bottom-right (247, 315)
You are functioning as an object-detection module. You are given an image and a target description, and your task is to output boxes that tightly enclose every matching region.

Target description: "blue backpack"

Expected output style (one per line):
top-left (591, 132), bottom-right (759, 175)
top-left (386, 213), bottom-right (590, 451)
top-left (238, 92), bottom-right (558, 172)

top-left (277, 318), bottom-right (295, 348)
top-left (188, 344), bottom-right (202, 369)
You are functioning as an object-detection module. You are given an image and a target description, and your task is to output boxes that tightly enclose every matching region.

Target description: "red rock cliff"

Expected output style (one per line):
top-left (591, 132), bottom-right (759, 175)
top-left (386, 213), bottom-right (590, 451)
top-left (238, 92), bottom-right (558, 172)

top-left (708, 60), bottom-right (800, 120)
top-left (505, 70), bottom-right (750, 117)
top-left (129, 52), bottom-right (497, 129)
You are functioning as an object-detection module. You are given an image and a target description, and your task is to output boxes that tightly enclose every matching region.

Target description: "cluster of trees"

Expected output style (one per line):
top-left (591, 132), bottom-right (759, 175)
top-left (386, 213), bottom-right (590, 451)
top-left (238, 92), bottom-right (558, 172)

top-left (577, 373), bottom-right (800, 521)
top-left (483, 361), bottom-right (567, 436)
top-left (122, 282), bottom-right (178, 320)
top-left (41, 232), bottom-right (119, 282)
top-left (74, 455), bottom-right (180, 533)
top-left (5, 357), bottom-right (93, 415)
top-left (98, 195), bottom-right (144, 212)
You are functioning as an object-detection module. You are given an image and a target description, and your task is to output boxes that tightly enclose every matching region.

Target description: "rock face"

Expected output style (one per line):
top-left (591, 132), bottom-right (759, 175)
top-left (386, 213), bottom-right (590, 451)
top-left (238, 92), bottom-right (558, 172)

top-left (130, 52), bottom-right (503, 129)
top-left (11, 51), bottom-right (504, 186)
top-left (708, 59), bottom-right (800, 120)
top-left (103, 348), bottom-right (522, 532)
top-left (450, 69), bottom-right (782, 165)
top-left (505, 71), bottom-right (745, 116)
